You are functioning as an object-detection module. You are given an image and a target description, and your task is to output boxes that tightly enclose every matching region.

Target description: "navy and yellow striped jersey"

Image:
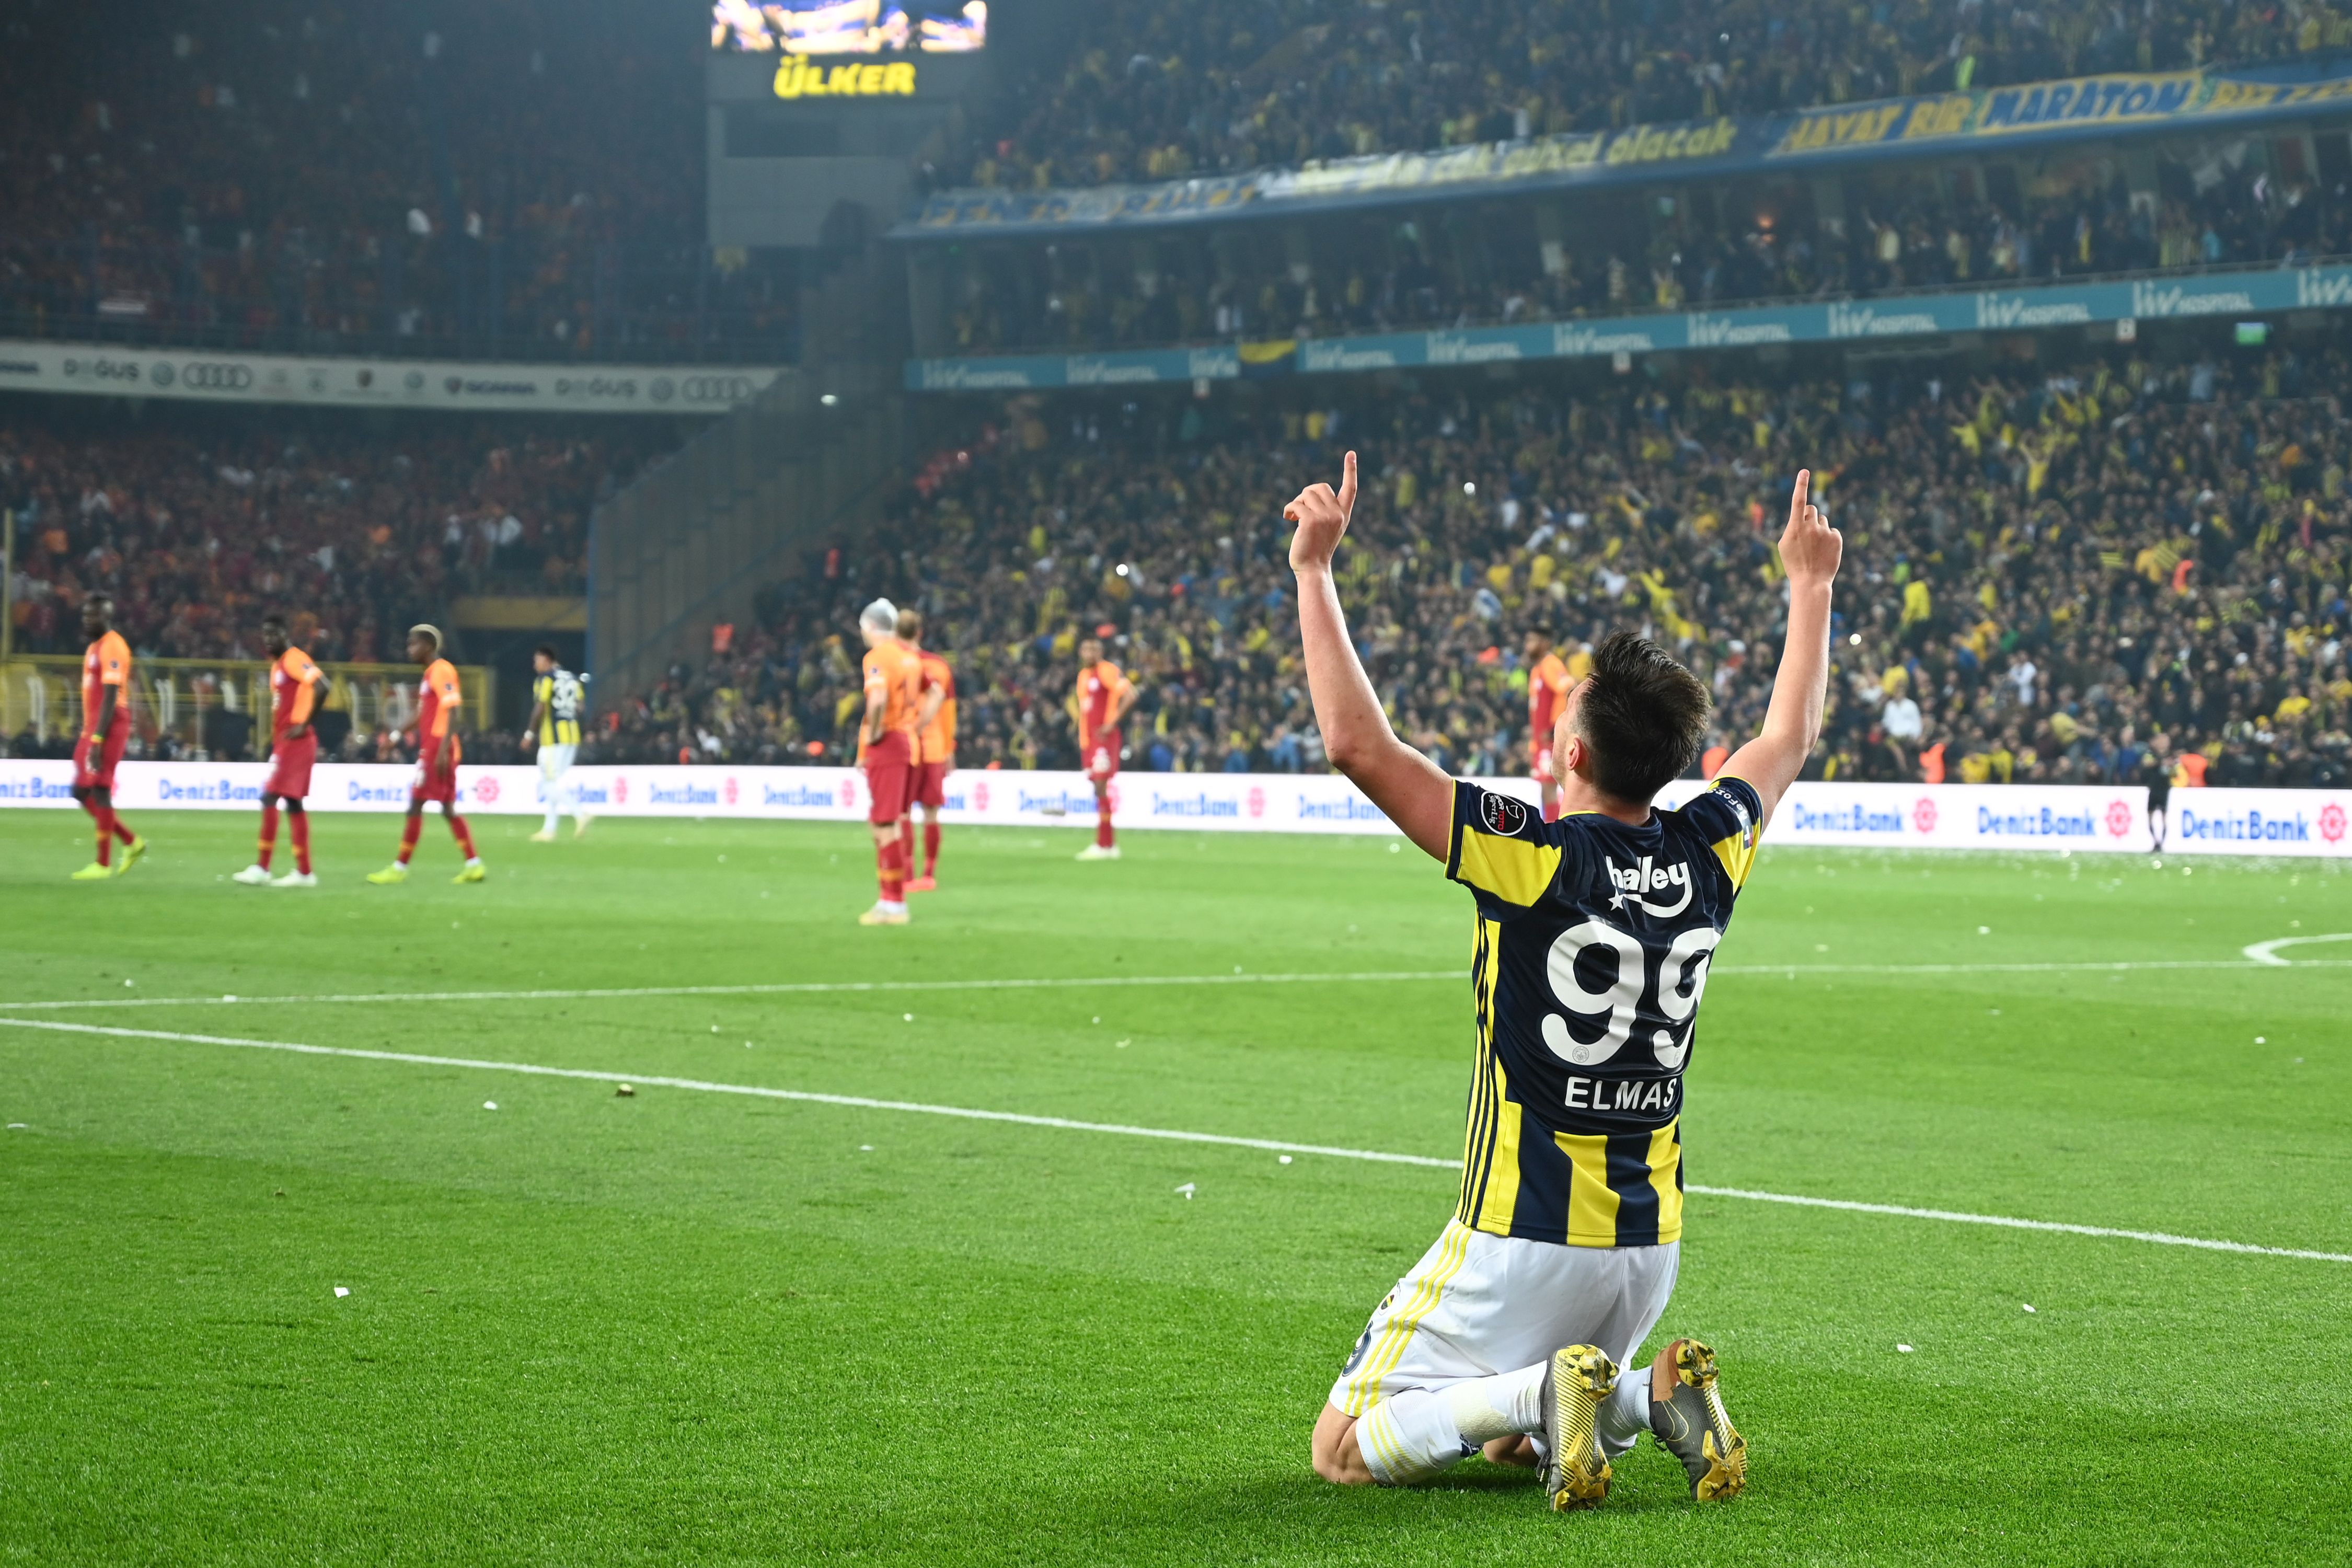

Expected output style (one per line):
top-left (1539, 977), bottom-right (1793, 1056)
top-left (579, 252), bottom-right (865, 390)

top-left (534, 668), bottom-right (586, 747)
top-left (1446, 776), bottom-right (1763, 1250)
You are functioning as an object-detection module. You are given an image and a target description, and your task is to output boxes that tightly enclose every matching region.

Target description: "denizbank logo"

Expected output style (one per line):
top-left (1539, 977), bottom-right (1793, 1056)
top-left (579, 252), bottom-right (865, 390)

top-left (1828, 301), bottom-right (1942, 339)
top-left (0, 773), bottom-right (74, 801)
top-left (1685, 312), bottom-right (1792, 347)
top-left (1297, 793), bottom-right (1387, 822)
top-left (1974, 292), bottom-right (2093, 329)
top-left (159, 775), bottom-right (263, 803)
top-left (1019, 788), bottom-right (1096, 814)
top-left (649, 781), bottom-right (720, 806)
top-left (2129, 280), bottom-right (2256, 318)
top-left (2178, 805), bottom-right (2311, 843)
top-left (1151, 790), bottom-right (1239, 818)
top-left (1791, 799), bottom-right (1908, 834)
top-left (347, 778), bottom-right (410, 803)
top-left (1976, 804), bottom-right (2099, 837)
top-left (1426, 331), bottom-right (1521, 365)
top-left (763, 783), bottom-right (842, 808)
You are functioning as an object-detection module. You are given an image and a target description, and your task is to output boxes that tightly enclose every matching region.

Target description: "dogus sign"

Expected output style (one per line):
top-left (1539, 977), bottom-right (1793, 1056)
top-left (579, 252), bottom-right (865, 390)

top-left (2, 762), bottom-right (2344, 858)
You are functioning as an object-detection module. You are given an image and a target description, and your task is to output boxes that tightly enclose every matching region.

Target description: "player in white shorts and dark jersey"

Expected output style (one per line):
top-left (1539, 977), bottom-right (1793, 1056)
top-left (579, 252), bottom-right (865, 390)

top-left (1285, 452), bottom-right (1842, 1511)
top-left (524, 645), bottom-right (591, 841)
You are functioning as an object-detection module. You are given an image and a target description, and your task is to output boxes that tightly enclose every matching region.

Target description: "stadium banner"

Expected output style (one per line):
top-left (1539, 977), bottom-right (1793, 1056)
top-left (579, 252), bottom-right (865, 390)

top-left (0, 342), bottom-right (783, 416)
top-left (4, 760), bottom-right (2345, 857)
top-left (906, 262), bottom-right (2352, 389)
top-left (897, 58), bottom-right (2352, 238)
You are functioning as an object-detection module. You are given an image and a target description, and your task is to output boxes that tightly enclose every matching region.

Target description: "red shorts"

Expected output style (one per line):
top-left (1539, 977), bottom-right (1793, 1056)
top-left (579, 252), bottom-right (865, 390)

top-left (265, 732), bottom-right (318, 799)
top-left (1083, 732), bottom-right (1122, 782)
top-left (73, 720), bottom-right (130, 791)
top-left (410, 755), bottom-right (459, 807)
top-left (863, 731), bottom-right (913, 825)
top-left (1531, 741), bottom-right (1555, 782)
top-left (910, 759), bottom-right (947, 811)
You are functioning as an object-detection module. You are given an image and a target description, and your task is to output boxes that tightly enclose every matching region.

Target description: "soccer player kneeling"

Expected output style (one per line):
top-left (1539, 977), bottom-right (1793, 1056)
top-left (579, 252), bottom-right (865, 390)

top-left (1287, 454), bottom-right (1842, 1511)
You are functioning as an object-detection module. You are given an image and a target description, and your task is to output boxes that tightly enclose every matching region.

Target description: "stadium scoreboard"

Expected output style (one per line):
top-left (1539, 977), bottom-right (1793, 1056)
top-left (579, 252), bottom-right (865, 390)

top-left (706, 0), bottom-right (1000, 246)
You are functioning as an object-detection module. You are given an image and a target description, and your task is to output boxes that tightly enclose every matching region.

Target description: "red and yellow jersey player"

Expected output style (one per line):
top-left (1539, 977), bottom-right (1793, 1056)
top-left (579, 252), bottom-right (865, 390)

top-left (894, 607), bottom-right (954, 892)
top-left (1070, 633), bottom-right (1136, 861)
top-left (232, 612), bottom-right (327, 886)
top-left (67, 593), bottom-right (147, 880)
top-left (367, 625), bottom-right (485, 884)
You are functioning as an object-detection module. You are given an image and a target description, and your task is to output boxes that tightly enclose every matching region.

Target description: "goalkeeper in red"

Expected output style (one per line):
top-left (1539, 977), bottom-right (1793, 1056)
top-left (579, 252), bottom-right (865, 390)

top-left (1289, 453), bottom-right (1842, 1513)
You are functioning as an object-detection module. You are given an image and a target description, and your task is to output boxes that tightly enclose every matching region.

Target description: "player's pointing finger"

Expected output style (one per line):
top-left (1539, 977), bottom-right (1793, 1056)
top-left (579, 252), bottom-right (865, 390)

top-left (1336, 449), bottom-right (1358, 515)
top-left (1787, 468), bottom-right (1811, 527)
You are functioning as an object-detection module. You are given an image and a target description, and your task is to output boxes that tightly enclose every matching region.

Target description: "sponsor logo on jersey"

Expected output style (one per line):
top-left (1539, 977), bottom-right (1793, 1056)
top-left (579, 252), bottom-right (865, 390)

top-left (1480, 792), bottom-right (1528, 835)
top-left (1605, 854), bottom-right (1693, 916)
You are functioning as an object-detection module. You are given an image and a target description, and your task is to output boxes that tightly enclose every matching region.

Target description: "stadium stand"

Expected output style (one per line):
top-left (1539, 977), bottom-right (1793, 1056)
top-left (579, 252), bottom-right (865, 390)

top-left (0, 0), bottom-right (795, 361)
top-left (936, 164), bottom-right (2345, 352)
top-left (942, 0), bottom-right (2337, 191)
top-left (614, 341), bottom-right (2352, 790)
top-left (1, 403), bottom-right (671, 669)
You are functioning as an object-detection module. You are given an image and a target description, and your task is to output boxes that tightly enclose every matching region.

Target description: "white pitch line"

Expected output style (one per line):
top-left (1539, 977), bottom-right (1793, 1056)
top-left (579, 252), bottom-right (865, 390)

top-left (2242, 931), bottom-right (2352, 967)
top-left (3, 951), bottom-right (2347, 1014)
top-left (3, 1015), bottom-right (2346, 1266)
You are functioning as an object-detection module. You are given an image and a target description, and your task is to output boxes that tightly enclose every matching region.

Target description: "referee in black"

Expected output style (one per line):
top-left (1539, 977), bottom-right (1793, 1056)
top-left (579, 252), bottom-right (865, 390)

top-left (2140, 732), bottom-right (2174, 853)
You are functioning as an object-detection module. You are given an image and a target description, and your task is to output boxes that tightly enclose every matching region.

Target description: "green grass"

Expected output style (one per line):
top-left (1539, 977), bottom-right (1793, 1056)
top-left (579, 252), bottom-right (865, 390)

top-left (2, 809), bottom-right (2348, 1565)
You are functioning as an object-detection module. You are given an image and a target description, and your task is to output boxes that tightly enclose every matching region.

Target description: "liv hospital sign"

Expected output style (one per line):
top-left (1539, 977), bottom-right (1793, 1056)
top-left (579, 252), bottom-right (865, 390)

top-left (2, 762), bottom-right (2346, 858)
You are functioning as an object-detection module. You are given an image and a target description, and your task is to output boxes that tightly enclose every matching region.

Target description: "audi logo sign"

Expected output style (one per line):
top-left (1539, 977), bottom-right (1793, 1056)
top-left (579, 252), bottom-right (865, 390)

top-left (681, 375), bottom-right (755, 403)
top-left (178, 362), bottom-right (256, 391)
top-left (2, 338), bottom-right (779, 416)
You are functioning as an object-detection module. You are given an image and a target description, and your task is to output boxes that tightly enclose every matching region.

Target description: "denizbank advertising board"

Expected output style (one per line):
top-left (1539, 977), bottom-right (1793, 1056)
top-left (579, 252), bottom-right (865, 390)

top-left (3, 762), bottom-right (2345, 859)
top-left (908, 262), bottom-right (2352, 390)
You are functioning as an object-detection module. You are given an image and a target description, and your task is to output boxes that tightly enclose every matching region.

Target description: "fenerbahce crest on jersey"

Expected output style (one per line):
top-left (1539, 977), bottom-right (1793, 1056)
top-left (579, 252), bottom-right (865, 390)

top-left (1444, 777), bottom-right (1762, 1250)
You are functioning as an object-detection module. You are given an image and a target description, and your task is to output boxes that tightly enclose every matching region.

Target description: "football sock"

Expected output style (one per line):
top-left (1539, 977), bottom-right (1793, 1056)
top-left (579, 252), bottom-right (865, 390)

top-left (257, 803), bottom-right (280, 870)
top-left (113, 813), bottom-right (136, 844)
top-left (543, 800), bottom-right (560, 834)
top-left (1354, 1389), bottom-right (1470, 1485)
top-left (1096, 809), bottom-right (1114, 849)
top-left (877, 840), bottom-right (905, 902)
top-left (923, 822), bottom-right (941, 877)
top-left (898, 817), bottom-right (916, 873)
top-left (448, 813), bottom-right (477, 859)
top-left (289, 812), bottom-right (312, 874)
top-left (1596, 1358), bottom-right (1651, 1458)
top-left (1444, 1362), bottom-right (1549, 1446)
top-left (397, 815), bottom-right (423, 865)
top-left (93, 807), bottom-right (115, 867)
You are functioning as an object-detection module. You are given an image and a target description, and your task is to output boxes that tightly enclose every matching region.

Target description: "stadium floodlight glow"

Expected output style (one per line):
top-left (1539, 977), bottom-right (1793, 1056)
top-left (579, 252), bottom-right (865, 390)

top-left (821, 393), bottom-right (840, 406)
top-left (1850, 632), bottom-right (1863, 644)
top-left (1463, 481), bottom-right (1477, 495)
top-left (1115, 563), bottom-right (1131, 577)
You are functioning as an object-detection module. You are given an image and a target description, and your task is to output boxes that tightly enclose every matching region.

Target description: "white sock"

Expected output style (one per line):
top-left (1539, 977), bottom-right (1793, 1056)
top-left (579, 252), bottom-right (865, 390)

top-left (1354, 1388), bottom-right (1472, 1484)
top-left (1597, 1359), bottom-right (1652, 1457)
top-left (1443, 1362), bottom-right (1549, 1444)
top-left (543, 807), bottom-right (559, 833)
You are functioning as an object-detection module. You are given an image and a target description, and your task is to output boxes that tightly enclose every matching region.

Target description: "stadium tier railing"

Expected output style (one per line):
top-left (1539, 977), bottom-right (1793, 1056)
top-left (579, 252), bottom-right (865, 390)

top-left (0, 655), bottom-right (493, 761)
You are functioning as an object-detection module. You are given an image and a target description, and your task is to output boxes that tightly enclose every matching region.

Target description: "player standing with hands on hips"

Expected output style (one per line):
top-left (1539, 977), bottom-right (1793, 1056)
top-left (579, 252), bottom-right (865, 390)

top-left (1286, 452), bottom-right (1842, 1513)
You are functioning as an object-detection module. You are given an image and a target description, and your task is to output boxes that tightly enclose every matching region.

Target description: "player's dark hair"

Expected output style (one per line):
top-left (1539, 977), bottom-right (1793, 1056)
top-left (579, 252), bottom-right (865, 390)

top-left (534, 643), bottom-right (557, 661)
top-left (263, 610), bottom-right (287, 628)
top-left (1573, 631), bottom-right (1712, 803)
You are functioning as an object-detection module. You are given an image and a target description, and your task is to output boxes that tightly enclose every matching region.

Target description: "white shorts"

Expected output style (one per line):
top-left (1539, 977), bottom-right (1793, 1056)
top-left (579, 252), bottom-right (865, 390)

top-left (1330, 1220), bottom-right (1678, 1439)
top-left (538, 744), bottom-right (576, 781)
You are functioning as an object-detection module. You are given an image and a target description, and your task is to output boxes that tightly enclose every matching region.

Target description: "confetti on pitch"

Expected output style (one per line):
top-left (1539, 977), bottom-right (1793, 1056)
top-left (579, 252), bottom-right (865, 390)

top-left (334, 1287), bottom-right (350, 1298)
top-left (1278, 1156), bottom-right (1293, 1165)
top-left (2022, 1304), bottom-right (2036, 1313)
top-left (615, 1084), bottom-right (636, 1098)
top-left (1175, 1183), bottom-right (1196, 1200)
top-left (1896, 1344), bottom-right (1914, 1354)
top-left (482, 1101), bottom-right (498, 1111)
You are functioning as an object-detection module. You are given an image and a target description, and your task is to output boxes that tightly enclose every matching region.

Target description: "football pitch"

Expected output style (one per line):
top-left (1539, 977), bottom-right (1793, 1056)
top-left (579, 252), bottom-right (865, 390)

top-left (2, 810), bottom-right (2348, 1566)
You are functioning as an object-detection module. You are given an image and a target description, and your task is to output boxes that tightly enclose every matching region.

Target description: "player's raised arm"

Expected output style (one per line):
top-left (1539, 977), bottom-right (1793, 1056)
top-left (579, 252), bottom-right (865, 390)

top-left (1287, 450), bottom-right (1452, 860)
top-left (1720, 468), bottom-right (1843, 829)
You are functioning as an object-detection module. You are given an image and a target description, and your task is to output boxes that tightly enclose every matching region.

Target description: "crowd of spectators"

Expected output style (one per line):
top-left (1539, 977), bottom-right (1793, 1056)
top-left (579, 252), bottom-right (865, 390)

top-left (950, 0), bottom-right (2346, 193)
top-left (3, 404), bottom-right (672, 667)
top-left (609, 339), bottom-right (2352, 791)
top-left (943, 142), bottom-right (2350, 352)
top-left (0, 0), bottom-right (794, 361)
